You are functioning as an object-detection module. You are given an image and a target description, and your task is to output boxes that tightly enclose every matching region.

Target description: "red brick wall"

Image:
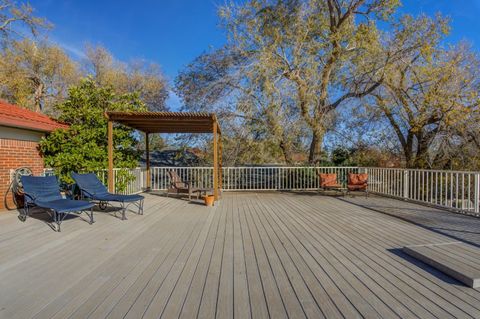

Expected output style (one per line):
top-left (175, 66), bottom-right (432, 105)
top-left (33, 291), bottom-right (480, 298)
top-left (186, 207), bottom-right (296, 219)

top-left (0, 138), bottom-right (45, 210)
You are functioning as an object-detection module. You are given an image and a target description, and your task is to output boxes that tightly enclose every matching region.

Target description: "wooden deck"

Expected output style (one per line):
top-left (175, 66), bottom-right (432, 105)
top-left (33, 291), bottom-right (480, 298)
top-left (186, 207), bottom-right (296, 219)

top-left (2, 192), bottom-right (480, 318)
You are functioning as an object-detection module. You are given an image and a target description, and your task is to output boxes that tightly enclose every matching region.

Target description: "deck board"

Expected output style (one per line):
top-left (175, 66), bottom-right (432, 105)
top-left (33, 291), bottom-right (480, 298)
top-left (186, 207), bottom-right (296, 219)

top-left (2, 192), bottom-right (480, 318)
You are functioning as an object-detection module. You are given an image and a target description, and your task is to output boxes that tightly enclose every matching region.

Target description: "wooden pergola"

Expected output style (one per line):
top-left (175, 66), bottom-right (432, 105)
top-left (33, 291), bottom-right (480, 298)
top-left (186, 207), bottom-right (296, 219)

top-left (105, 111), bottom-right (223, 200)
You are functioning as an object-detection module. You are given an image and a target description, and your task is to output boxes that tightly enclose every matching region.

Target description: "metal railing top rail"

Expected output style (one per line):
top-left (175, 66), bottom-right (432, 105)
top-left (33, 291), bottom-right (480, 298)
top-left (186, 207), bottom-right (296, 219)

top-left (363, 167), bottom-right (480, 174)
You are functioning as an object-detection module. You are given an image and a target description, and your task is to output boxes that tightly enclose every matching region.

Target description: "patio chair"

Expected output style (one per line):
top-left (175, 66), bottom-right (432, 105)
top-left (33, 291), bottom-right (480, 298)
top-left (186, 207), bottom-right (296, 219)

top-left (347, 173), bottom-right (369, 197)
top-left (71, 173), bottom-right (144, 220)
top-left (167, 170), bottom-right (200, 200)
top-left (318, 173), bottom-right (346, 195)
top-left (21, 175), bottom-right (94, 232)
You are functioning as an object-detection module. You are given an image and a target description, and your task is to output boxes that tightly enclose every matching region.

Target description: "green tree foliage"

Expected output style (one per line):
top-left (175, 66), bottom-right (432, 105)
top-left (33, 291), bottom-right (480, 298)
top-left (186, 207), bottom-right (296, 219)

top-left (331, 147), bottom-right (352, 166)
top-left (39, 78), bottom-right (146, 184)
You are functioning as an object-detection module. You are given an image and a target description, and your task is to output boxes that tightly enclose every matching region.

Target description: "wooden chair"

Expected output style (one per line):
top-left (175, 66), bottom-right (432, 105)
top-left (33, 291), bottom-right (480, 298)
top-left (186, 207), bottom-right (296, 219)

top-left (167, 170), bottom-right (200, 200)
top-left (347, 173), bottom-right (369, 197)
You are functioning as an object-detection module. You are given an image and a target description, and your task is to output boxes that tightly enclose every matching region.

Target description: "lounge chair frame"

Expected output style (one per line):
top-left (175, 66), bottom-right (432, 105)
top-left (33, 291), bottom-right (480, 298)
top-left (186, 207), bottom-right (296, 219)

top-left (72, 173), bottom-right (144, 220)
top-left (21, 176), bottom-right (94, 232)
top-left (23, 200), bottom-right (94, 232)
top-left (82, 195), bottom-right (144, 220)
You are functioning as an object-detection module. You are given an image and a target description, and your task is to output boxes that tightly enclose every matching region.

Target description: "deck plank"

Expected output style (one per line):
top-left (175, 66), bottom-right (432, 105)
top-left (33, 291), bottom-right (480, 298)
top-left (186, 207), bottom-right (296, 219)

top-left (2, 192), bottom-right (480, 318)
top-left (281, 194), bottom-right (454, 319)
top-left (294, 195), bottom-right (480, 318)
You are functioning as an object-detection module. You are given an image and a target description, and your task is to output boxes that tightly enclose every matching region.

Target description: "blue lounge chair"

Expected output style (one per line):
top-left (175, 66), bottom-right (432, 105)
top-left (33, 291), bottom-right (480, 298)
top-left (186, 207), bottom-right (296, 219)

top-left (71, 173), bottom-right (144, 220)
top-left (21, 175), bottom-right (94, 232)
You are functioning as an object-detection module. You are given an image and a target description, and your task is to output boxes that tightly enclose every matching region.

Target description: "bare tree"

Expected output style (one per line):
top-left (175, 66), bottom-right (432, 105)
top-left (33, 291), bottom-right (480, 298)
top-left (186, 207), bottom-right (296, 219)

top-left (369, 14), bottom-right (480, 168)
top-left (0, 0), bottom-right (50, 46)
top-left (83, 45), bottom-right (169, 111)
top-left (0, 39), bottom-right (79, 112)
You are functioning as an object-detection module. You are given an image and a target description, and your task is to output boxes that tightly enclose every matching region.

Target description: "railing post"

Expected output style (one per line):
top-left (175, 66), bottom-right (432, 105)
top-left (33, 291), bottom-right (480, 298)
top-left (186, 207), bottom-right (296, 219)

top-left (277, 167), bottom-right (281, 191)
top-left (403, 169), bottom-right (409, 200)
top-left (474, 173), bottom-right (479, 214)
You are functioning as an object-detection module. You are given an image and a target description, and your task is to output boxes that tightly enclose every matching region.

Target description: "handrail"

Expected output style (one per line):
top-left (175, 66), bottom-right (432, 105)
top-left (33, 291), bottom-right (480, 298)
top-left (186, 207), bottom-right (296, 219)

top-left (44, 166), bottom-right (480, 215)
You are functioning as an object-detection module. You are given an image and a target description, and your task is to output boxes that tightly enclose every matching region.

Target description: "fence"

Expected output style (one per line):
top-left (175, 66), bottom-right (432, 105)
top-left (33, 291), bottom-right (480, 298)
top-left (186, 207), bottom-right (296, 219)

top-left (152, 166), bottom-right (479, 214)
top-left (150, 166), bottom-right (359, 191)
top-left (365, 167), bottom-right (480, 214)
top-left (43, 166), bottom-right (480, 215)
top-left (43, 167), bottom-right (145, 195)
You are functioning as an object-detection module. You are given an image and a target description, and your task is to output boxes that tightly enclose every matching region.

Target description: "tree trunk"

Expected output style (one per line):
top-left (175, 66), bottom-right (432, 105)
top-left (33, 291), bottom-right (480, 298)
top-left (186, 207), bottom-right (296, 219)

top-left (33, 81), bottom-right (44, 112)
top-left (403, 138), bottom-right (415, 168)
top-left (279, 140), bottom-right (294, 165)
top-left (308, 129), bottom-right (324, 164)
top-left (413, 134), bottom-right (431, 169)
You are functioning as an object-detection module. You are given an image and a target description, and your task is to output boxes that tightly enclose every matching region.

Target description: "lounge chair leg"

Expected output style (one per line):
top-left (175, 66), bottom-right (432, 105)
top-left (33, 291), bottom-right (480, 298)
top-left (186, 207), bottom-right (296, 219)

top-left (54, 211), bottom-right (61, 232)
top-left (20, 205), bottom-right (28, 222)
top-left (89, 208), bottom-right (95, 224)
top-left (121, 202), bottom-right (127, 220)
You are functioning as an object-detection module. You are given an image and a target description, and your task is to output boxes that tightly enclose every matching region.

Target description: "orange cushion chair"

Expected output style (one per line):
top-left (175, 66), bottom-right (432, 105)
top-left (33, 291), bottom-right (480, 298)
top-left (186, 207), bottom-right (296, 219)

top-left (347, 173), bottom-right (368, 191)
top-left (318, 173), bottom-right (341, 189)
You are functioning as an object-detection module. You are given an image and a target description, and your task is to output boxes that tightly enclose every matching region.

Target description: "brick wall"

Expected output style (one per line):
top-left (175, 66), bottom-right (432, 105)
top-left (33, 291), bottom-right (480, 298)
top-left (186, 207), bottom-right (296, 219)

top-left (0, 138), bottom-right (45, 210)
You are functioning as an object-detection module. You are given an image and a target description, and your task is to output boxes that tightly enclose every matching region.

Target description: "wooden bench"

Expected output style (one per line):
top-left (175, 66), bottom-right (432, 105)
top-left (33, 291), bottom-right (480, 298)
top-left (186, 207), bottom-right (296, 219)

top-left (403, 242), bottom-right (480, 288)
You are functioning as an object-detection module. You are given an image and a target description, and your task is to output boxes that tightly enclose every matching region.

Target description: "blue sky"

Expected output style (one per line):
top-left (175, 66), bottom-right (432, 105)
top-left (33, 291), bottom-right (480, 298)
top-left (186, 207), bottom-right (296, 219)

top-left (29, 0), bottom-right (480, 109)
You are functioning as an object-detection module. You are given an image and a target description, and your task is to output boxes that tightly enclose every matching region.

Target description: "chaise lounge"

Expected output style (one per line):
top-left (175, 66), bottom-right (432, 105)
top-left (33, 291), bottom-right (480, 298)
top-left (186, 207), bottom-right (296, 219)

top-left (21, 175), bottom-right (94, 232)
top-left (72, 172), bottom-right (144, 220)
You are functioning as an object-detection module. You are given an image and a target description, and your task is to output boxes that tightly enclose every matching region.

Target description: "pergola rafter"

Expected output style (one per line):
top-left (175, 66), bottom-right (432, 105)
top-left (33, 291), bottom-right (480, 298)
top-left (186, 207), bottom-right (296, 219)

top-left (105, 111), bottom-right (222, 200)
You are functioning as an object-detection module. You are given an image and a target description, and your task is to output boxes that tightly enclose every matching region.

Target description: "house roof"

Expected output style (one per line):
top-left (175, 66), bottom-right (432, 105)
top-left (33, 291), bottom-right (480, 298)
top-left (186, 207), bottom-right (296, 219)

top-left (105, 111), bottom-right (221, 134)
top-left (0, 100), bottom-right (69, 132)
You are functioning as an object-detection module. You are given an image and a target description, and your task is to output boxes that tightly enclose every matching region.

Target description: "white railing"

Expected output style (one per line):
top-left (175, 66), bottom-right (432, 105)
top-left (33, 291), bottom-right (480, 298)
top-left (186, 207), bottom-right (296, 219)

top-left (43, 166), bottom-right (480, 215)
top-left (151, 167), bottom-right (215, 190)
top-left (87, 168), bottom-right (145, 195)
top-left (365, 167), bottom-right (480, 214)
top-left (150, 166), bottom-right (359, 191)
top-left (43, 167), bottom-right (145, 195)
top-left (222, 166), bottom-right (359, 190)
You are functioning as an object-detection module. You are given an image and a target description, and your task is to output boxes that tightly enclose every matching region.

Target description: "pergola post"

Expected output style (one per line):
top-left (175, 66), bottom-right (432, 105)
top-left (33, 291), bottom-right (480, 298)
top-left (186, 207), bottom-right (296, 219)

top-left (218, 125), bottom-right (223, 192)
top-left (145, 132), bottom-right (151, 190)
top-left (107, 119), bottom-right (114, 193)
top-left (213, 120), bottom-right (219, 200)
